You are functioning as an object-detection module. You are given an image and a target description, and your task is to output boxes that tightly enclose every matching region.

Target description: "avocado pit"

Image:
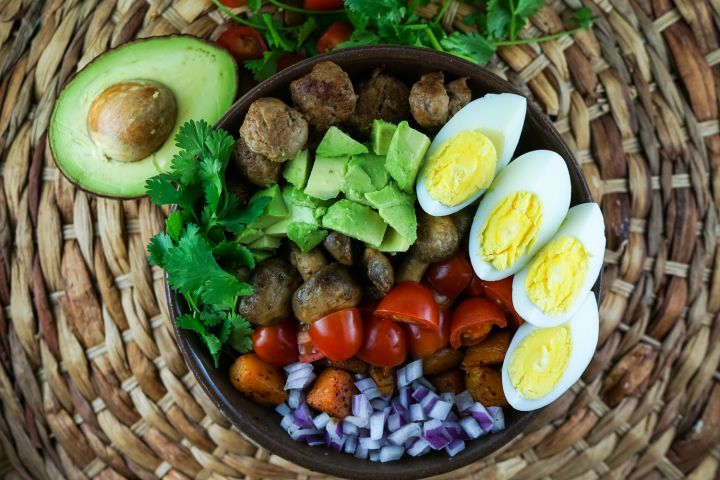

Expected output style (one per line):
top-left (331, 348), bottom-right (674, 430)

top-left (87, 80), bottom-right (177, 163)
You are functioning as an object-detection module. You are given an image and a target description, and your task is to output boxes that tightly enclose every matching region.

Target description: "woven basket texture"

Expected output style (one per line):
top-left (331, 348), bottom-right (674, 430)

top-left (1, 0), bottom-right (720, 478)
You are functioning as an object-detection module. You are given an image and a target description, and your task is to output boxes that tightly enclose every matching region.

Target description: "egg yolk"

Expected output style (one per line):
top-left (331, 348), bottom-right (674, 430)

top-left (508, 325), bottom-right (571, 399)
top-left (425, 130), bottom-right (497, 206)
top-left (481, 192), bottom-right (542, 270)
top-left (525, 236), bottom-right (589, 315)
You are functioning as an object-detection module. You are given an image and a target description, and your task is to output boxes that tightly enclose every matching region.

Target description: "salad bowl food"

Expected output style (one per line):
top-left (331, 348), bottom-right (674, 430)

top-left (167, 46), bottom-right (601, 479)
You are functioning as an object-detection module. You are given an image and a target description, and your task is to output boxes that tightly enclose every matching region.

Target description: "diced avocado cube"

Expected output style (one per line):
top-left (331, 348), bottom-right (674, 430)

top-left (385, 121), bottom-right (431, 192)
top-left (304, 155), bottom-right (348, 200)
top-left (378, 203), bottom-right (417, 244)
top-left (251, 249), bottom-right (275, 262)
top-left (248, 184), bottom-right (287, 229)
top-left (316, 126), bottom-right (369, 157)
top-left (365, 182), bottom-right (414, 209)
top-left (282, 185), bottom-right (331, 209)
top-left (235, 227), bottom-right (264, 244)
top-left (282, 149), bottom-right (311, 189)
top-left (287, 222), bottom-right (327, 252)
top-left (322, 199), bottom-right (388, 248)
top-left (372, 119), bottom-right (397, 156)
top-left (343, 163), bottom-right (374, 205)
top-left (378, 227), bottom-right (412, 253)
top-left (349, 153), bottom-right (389, 190)
top-left (248, 235), bottom-right (281, 250)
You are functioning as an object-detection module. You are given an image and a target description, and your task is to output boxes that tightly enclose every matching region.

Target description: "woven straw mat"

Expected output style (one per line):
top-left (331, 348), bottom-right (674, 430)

top-left (1, 0), bottom-right (720, 478)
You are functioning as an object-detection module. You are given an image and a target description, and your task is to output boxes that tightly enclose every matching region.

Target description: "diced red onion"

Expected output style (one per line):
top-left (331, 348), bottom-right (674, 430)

top-left (307, 433), bottom-right (325, 446)
top-left (428, 400), bottom-right (452, 421)
top-left (370, 398), bottom-right (389, 411)
top-left (288, 389), bottom-right (303, 409)
top-left (412, 377), bottom-right (436, 392)
top-left (359, 437), bottom-right (382, 450)
top-left (387, 413), bottom-right (407, 432)
top-left (355, 444), bottom-right (369, 459)
top-left (398, 387), bottom-right (412, 409)
top-left (407, 437), bottom-right (431, 457)
top-left (352, 394), bottom-right (372, 419)
top-left (409, 403), bottom-right (426, 422)
top-left (291, 427), bottom-right (320, 442)
top-left (344, 435), bottom-right (357, 454)
top-left (411, 385), bottom-right (431, 402)
top-left (397, 360), bottom-right (423, 387)
top-left (325, 431), bottom-right (345, 451)
top-left (355, 377), bottom-right (378, 393)
top-left (440, 392), bottom-right (455, 404)
top-left (444, 421), bottom-right (466, 440)
top-left (388, 423), bottom-right (422, 445)
top-left (468, 403), bottom-right (494, 432)
top-left (275, 403), bottom-right (290, 416)
top-left (313, 412), bottom-right (331, 429)
top-left (422, 419), bottom-right (451, 450)
top-left (284, 362), bottom-right (313, 374)
top-left (357, 427), bottom-right (370, 438)
top-left (369, 451), bottom-right (380, 462)
top-left (280, 413), bottom-right (296, 433)
top-left (292, 402), bottom-right (314, 429)
top-left (446, 411), bottom-right (459, 423)
top-left (379, 445), bottom-right (404, 462)
top-left (343, 422), bottom-right (359, 436)
top-left (363, 387), bottom-right (383, 401)
top-left (420, 392), bottom-right (439, 413)
top-left (459, 416), bottom-right (483, 439)
top-left (344, 415), bottom-right (369, 428)
top-left (396, 368), bottom-right (407, 388)
top-left (454, 391), bottom-right (474, 413)
top-left (445, 439), bottom-right (465, 457)
top-left (487, 406), bottom-right (505, 433)
top-left (355, 373), bottom-right (368, 380)
top-left (284, 371), bottom-right (316, 390)
top-left (370, 410), bottom-right (387, 440)
top-left (325, 419), bottom-right (343, 440)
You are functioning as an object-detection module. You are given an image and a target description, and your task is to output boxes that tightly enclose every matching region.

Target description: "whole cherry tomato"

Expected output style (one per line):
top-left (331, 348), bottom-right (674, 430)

top-left (421, 281), bottom-right (454, 310)
top-left (297, 327), bottom-right (324, 363)
top-left (252, 320), bottom-right (299, 367)
top-left (426, 253), bottom-right (474, 299)
top-left (304, 0), bottom-right (344, 9)
top-left (277, 53), bottom-right (306, 71)
top-left (405, 308), bottom-right (451, 358)
top-left (216, 26), bottom-right (267, 62)
top-left (357, 316), bottom-right (408, 367)
top-left (449, 298), bottom-right (507, 349)
top-left (465, 274), bottom-right (484, 297)
top-left (309, 308), bottom-right (363, 361)
top-left (374, 282), bottom-right (440, 330)
top-left (468, 276), bottom-right (523, 327)
top-left (316, 21), bottom-right (353, 54)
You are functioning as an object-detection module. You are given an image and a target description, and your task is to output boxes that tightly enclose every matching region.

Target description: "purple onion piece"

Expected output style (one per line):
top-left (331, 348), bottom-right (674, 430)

top-left (422, 419), bottom-right (451, 450)
top-left (355, 444), bottom-right (369, 459)
top-left (487, 406), bottom-right (505, 433)
top-left (396, 368), bottom-right (407, 388)
top-left (352, 394), bottom-right (372, 419)
top-left (387, 413), bottom-right (407, 432)
top-left (444, 421), bottom-right (466, 440)
top-left (440, 392), bottom-right (455, 404)
top-left (292, 402), bottom-right (314, 429)
top-left (291, 428), bottom-right (320, 442)
top-left (445, 439), bottom-right (465, 457)
top-left (312, 412), bottom-right (331, 430)
top-left (364, 387), bottom-right (383, 401)
top-left (420, 393), bottom-right (439, 414)
top-left (446, 411), bottom-right (459, 423)
top-left (344, 435), bottom-right (357, 454)
top-left (388, 423), bottom-right (422, 446)
top-left (280, 414), bottom-right (296, 433)
top-left (284, 362), bottom-right (313, 374)
top-left (359, 437), bottom-right (382, 450)
top-left (409, 403), bottom-right (426, 422)
top-left (344, 415), bottom-right (369, 428)
top-left (369, 450), bottom-right (380, 462)
top-left (306, 433), bottom-right (325, 446)
top-left (343, 422), bottom-right (359, 436)
top-left (411, 385), bottom-right (430, 402)
top-left (398, 360), bottom-right (423, 387)
top-left (407, 437), bottom-right (431, 457)
top-left (370, 398), bottom-right (389, 411)
top-left (459, 416), bottom-right (483, 439)
top-left (468, 402), bottom-right (494, 432)
top-left (288, 389), bottom-right (303, 409)
top-left (412, 377), bottom-right (436, 392)
top-left (355, 377), bottom-right (378, 393)
top-left (275, 403), bottom-right (290, 416)
top-left (428, 400), bottom-right (452, 421)
top-left (379, 445), bottom-right (404, 463)
top-left (454, 391), bottom-right (474, 413)
top-left (370, 411), bottom-right (386, 440)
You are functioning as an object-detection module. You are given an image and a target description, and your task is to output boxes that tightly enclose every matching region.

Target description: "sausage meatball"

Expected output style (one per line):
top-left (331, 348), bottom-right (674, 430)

top-left (352, 69), bottom-right (410, 132)
top-left (290, 61), bottom-right (357, 129)
top-left (292, 263), bottom-right (363, 323)
top-left (239, 97), bottom-right (308, 162)
top-left (238, 258), bottom-right (301, 326)
top-left (446, 77), bottom-right (471, 116)
top-left (231, 137), bottom-right (281, 187)
top-left (409, 71), bottom-right (449, 128)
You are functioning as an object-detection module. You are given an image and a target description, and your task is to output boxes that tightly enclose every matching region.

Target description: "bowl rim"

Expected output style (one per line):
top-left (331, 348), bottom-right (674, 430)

top-left (168, 45), bottom-right (598, 480)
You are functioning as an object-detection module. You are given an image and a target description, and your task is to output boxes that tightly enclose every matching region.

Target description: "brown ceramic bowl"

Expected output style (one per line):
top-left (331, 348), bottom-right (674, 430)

top-left (169, 46), bottom-right (599, 480)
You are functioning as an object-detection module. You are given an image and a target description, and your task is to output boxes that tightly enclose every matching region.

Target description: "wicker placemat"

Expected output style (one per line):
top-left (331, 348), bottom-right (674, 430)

top-left (1, 0), bottom-right (719, 478)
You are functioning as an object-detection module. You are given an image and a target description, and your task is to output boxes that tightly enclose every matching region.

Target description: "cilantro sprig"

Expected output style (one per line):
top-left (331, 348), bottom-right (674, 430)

top-left (146, 120), bottom-right (269, 367)
top-left (214, 0), bottom-right (593, 82)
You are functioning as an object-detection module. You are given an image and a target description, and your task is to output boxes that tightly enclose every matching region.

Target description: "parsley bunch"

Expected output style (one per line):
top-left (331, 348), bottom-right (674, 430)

top-left (213, 0), bottom-right (593, 81)
top-left (146, 120), bottom-right (270, 367)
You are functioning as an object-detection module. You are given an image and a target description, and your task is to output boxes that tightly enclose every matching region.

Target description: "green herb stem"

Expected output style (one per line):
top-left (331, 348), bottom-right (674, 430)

top-left (266, 0), bottom-right (344, 15)
top-left (509, 0), bottom-right (517, 40)
top-left (424, 26), bottom-right (444, 52)
top-left (212, 0), bottom-right (268, 29)
top-left (433, 0), bottom-right (452, 25)
top-left (494, 26), bottom-right (584, 46)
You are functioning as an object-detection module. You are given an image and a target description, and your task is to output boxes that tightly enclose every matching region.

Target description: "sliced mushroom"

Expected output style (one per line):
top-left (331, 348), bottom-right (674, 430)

top-left (292, 263), bottom-right (363, 323)
top-left (396, 254), bottom-right (430, 283)
top-left (289, 243), bottom-right (328, 282)
top-left (238, 258), bottom-right (302, 326)
top-left (452, 208), bottom-right (474, 240)
top-left (412, 211), bottom-right (460, 262)
top-left (363, 248), bottom-right (394, 295)
top-left (323, 231), bottom-right (355, 266)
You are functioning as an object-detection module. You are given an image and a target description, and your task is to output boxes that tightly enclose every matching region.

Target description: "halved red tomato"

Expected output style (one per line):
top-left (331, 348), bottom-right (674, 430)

top-left (252, 320), bottom-right (298, 367)
top-left (426, 253), bottom-right (474, 299)
top-left (405, 308), bottom-right (451, 358)
top-left (309, 308), bottom-right (363, 361)
top-left (449, 298), bottom-right (507, 349)
top-left (216, 26), bottom-right (267, 61)
top-left (316, 21), bottom-right (353, 53)
top-left (357, 316), bottom-right (408, 367)
top-left (297, 327), bottom-right (324, 363)
top-left (374, 282), bottom-right (440, 330)
top-left (304, 0), bottom-right (344, 9)
top-left (277, 53), bottom-right (306, 71)
top-left (469, 276), bottom-right (523, 327)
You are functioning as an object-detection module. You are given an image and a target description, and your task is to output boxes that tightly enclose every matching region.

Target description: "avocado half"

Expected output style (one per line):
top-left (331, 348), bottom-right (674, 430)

top-left (49, 35), bottom-right (238, 198)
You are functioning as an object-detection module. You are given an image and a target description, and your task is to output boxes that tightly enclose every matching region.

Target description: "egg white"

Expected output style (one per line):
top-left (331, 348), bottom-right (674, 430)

top-left (501, 292), bottom-right (599, 411)
top-left (416, 93), bottom-right (527, 216)
top-left (512, 203), bottom-right (605, 328)
top-left (468, 150), bottom-right (571, 281)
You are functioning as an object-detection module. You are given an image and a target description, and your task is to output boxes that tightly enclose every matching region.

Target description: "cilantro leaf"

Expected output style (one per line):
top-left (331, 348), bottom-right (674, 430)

top-left (206, 129), bottom-right (235, 166)
top-left (345, 0), bottom-right (405, 25)
top-left (261, 13), bottom-right (294, 51)
top-left (200, 309), bottom-right (225, 327)
top-left (146, 173), bottom-right (182, 206)
top-left (486, 0), bottom-right (543, 40)
top-left (213, 241), bottom-right (256, 270)
top-left (227, 312), bottom-right (253, 353)
top-left (166, 211), bottom-right (183, 242)
top-left (171, 150), bottom-right (200, 185)
top-left (573, 7), bottom-right (594, 29)
top-left (296, 18), bottom-right (317, 48)
top-left (199, 157), bottom-right (223, 215)
top-left (339, 31), bottom-right (380, 48)
top-left (203, 275), bottom-right (253, 307)
top-left (175, 120), bottom-right (213, 155)
top-left (245, 50), bottom-right (284, 81)
top-left (177, 314), bottom-right (223, 366)
top-left (516, 0), bottom-right (544, 19)
top-left (441, 32), bottom-right (496, 65)
top-left (147, 233), bottom-right (173, 268)
top-left (217, 195), bottom-right (271, 233)
top-left (247, 0), bottom-right (262, 11)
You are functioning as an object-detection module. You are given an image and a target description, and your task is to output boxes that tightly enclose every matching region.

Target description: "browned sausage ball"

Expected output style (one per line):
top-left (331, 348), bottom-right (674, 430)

top-left (351, 69), bottom-right (410, 132)
top-left (231, 136), bottom-right (281, 187)
top-left (290, 61), bottom-right (357, 130)
top-left (239, 97), bottom-right (308, 162)
top-left (446, 77), bottom-right (471, 116)
top-left (238, 258), bottom-right (301, 326)
top-left (409, 71), bottom-right (449, 128)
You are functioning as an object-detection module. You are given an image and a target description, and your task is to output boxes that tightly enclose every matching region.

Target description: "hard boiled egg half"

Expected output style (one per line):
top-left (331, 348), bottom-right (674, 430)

top-left (416, 93), bottom-right (527, 216)
top-left (512, 203), bottom-right (605, 328)
top-left (501, 292), bottom-right (599, 411)
top-left (468, 150), bottom-right (571, 281)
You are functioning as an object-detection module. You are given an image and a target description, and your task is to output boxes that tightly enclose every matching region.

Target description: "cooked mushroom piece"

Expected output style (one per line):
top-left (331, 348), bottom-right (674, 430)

top-left (290, 61), bottom-right (357, 130)
top-left (363, 247), bottom-right (394, 295)
top-left (396, 254), bottom-right (430, 283)
top-left (452, 207), bottom-right (474, 240)
top-left (409, 71), bottom-right (449, 128)
top-left (412, 211), bottom-right (460, 262)
top-left (231, 136), bottom-right (281, 187)
top-left (289, 243), bottom-right (328, 282)
top-left (292, 263), bottom-right (363, 323)
top-left (239, 97), bottom-right (308, 162)
top-left (351, 69), bottom-right (410, 132)
top-left (446, 77), bottom-right (471, 116)
top-left (238, 258), bottom-right (301, 326)
top-left (323, 231), bottom-right (355, 266)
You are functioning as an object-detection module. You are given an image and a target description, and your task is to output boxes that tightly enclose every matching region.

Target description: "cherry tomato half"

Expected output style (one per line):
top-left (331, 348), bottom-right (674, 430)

top-left (297, 327), bottom-right (324, 363)
top-left (216, 26), bottom-right (267, 62)
top-left (465, 274), bottom-right (484, 297)
top-left (426, 253), bottom-right (474, 299)
top-left (421, 281), bottom-right (454, 310)
top-left (277, 53), bottom-right (306, 71)
top-left (405, 308), bottom-right (451, 358)
top-left (217, 0), bottom-right (246, 6)
top-left (470, 276), bottom-right (523, 328)
top-left (449, 298), bottom-right (507, 349)
top-left (309, 308), bottom-right (363, 361)
top-left (304, 0), bottom-right (344, 9)
top-left (316, 21), bottom-right (353, 54)
top-left (252, 320), bottom-right (298, 367)
top-left (357, 316), bottom-right (408, 367)
top-left (375, 282), bottom-right (440, 330)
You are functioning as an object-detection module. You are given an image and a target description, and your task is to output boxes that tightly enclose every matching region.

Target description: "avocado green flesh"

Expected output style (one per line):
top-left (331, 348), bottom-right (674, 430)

top-left (49, 36), bottom-right (237, 198)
